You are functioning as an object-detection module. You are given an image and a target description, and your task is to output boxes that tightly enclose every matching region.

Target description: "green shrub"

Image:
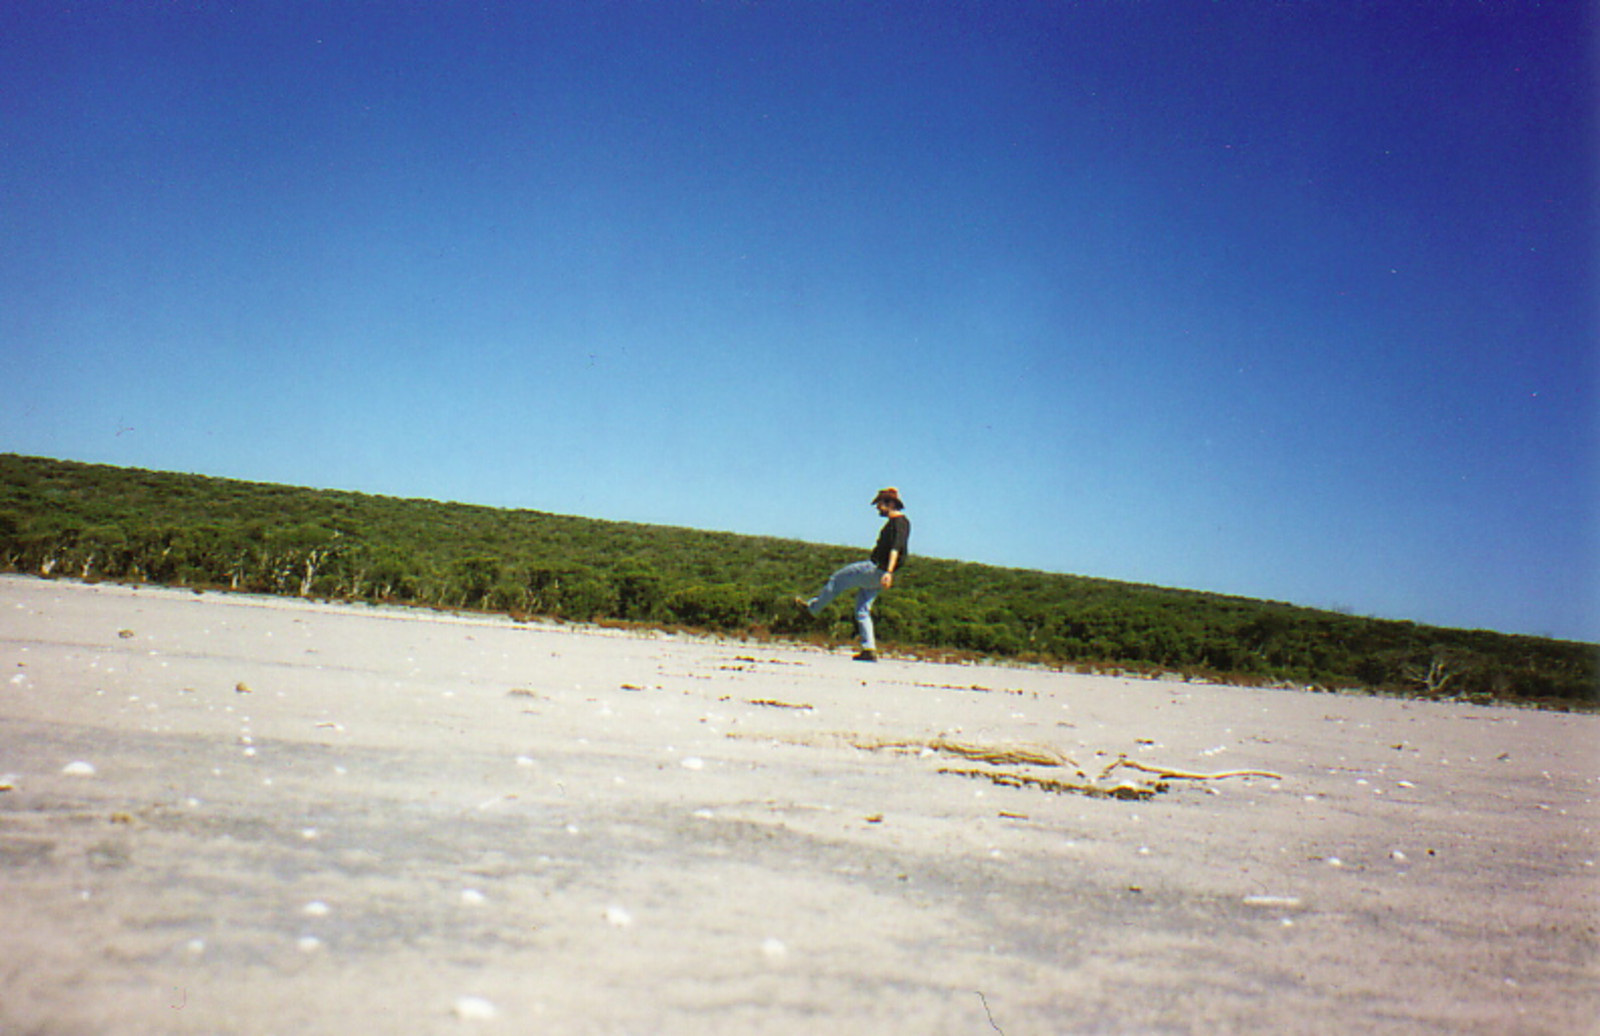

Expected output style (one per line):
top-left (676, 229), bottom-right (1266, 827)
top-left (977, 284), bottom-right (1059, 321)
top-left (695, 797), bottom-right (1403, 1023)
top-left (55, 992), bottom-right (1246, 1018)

top-left (666, 584), bottom-right (751, 630)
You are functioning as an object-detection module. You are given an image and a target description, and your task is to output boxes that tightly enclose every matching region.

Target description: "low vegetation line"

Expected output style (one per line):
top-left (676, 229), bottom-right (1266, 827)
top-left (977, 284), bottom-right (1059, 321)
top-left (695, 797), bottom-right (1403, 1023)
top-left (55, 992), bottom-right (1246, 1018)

top-left (2, 454), bottom-right (1593, 708)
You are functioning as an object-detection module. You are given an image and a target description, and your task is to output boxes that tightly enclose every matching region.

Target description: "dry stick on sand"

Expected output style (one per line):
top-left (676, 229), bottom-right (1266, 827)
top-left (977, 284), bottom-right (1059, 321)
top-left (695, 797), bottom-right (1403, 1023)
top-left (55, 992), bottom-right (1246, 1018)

top-left (940, 767), bottom-right (1159, 801)
top-left (727, 731), bottom-right (1073, 765)
top-left (729, 732), bottom-right (1283, 798)
top-left (1099, 754), bottom-right (1285, 783)
top-left (921, 737), bottom-right (1078, 769)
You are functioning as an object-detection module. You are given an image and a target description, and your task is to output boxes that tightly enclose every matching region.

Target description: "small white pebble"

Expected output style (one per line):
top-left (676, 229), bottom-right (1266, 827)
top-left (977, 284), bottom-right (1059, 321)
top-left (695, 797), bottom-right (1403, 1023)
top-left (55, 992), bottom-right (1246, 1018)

top-left (301, 828), bottom-right (319, 840)
top-left (296, 935), bottom-right (322, 953)
top-left (1326, 857), bottom-right (1344, 868)
top-left (460, 889), bottom-right (487, 906)
top-left (515, 755), bottom-right (535, 767)
top-left (242, 747), bottom-right (257, 758)
top-left (184, 938), bottom-right (206, 955)
top-left (604, 905), bottom-right (634, 927)
top-left (691, 808), bottom-right (715, 820)
top-left (681, 756), bottom-right (705, 771)
top-left (1242, 895), bottom-right (1302, 908)
top-left (761, 937), bottom-right (788, 959)
top-left (62, 761), bottom-right (96, 777)
top-left (1391, 850), bottom-right (1408, 862)
top-left (303, 901), bottom-right (331, 917)
top-left (452, 995), bottom-right (498, 1020)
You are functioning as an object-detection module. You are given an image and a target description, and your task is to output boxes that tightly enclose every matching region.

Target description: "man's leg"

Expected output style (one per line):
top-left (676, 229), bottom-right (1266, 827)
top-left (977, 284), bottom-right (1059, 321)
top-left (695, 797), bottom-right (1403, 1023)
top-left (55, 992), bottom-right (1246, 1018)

top-left (853, 583), bottom-right (882, 652)
top-left (805, 560), bottom-right (878, 616)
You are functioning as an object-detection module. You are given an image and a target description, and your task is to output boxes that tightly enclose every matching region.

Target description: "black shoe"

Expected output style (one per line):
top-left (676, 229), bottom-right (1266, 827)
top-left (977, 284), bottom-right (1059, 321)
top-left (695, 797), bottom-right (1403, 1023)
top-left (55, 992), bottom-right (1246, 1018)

top-left (853, 650), bottom-right (878, 662)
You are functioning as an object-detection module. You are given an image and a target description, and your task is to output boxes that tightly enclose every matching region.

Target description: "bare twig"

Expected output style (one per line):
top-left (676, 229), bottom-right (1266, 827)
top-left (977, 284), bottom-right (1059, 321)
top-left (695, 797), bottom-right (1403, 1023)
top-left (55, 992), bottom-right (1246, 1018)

top-left (976, 990), bottom-right (1005, 1034)
top-left (1100, 755), bottom-right (1283, 782)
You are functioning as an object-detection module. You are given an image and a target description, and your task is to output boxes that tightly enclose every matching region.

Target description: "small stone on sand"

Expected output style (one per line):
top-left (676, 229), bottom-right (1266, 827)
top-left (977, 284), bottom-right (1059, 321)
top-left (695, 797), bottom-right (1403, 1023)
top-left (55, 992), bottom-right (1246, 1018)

top-left (1242, 895), bottom-right (1302, 909)
top-left (452, 995), bottom-right (498, 1020)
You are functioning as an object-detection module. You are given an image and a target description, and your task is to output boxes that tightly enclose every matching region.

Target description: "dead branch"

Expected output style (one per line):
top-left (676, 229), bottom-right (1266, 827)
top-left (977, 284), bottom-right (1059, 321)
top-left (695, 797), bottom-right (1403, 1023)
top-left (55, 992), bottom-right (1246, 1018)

top-left (939, 767), bottom-right (1159, 800)
top-left (1100, 755), bottom-right (1283, 782)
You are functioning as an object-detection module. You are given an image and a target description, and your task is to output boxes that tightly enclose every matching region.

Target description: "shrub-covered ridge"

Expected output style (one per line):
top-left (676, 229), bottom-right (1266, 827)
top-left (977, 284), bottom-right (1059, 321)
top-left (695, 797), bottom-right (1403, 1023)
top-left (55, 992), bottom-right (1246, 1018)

top-left (2, 453), bottom-right (1593, 707)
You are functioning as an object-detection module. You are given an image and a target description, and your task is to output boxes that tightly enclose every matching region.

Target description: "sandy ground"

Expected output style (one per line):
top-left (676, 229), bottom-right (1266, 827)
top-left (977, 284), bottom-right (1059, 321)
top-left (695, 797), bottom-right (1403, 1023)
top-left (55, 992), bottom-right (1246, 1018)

top-left (0, 575), bottom-right (1595, 1036)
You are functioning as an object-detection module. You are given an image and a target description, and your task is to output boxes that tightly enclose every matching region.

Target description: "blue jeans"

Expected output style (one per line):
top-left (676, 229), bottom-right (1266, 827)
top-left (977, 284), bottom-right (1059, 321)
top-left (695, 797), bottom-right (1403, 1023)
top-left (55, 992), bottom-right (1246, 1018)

top-left (806, 560), bottom-right (885, 650)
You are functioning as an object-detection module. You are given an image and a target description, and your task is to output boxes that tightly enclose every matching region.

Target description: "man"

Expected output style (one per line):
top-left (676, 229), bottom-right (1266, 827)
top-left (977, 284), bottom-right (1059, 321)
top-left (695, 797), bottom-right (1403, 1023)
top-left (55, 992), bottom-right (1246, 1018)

top-left (798, 487), bottom-right (910, 662)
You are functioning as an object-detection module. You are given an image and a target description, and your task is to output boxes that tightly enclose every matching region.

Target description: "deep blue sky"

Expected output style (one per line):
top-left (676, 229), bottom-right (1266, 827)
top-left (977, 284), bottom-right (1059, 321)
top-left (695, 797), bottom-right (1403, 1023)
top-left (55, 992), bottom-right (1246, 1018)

top-left (3, 2), bottom-right (1595, 640)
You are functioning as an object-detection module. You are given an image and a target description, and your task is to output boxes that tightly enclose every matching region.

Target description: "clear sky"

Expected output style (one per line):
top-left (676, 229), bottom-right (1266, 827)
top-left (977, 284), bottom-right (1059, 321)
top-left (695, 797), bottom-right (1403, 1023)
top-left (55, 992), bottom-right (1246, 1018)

top-left (3, 1), bottom-right (1595, 641)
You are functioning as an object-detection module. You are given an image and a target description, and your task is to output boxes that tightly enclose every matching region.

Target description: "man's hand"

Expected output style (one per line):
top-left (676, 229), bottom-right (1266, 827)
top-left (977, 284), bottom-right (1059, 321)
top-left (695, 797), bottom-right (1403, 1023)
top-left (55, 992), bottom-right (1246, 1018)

top-left (880, 571), bottom-right (894, 589)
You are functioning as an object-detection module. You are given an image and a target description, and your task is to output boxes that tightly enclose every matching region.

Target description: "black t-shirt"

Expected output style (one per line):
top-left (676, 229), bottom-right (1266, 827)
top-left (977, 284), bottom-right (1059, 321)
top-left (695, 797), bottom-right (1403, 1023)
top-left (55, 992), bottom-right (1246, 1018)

top-left (871, 514), bottom-right (911, 571)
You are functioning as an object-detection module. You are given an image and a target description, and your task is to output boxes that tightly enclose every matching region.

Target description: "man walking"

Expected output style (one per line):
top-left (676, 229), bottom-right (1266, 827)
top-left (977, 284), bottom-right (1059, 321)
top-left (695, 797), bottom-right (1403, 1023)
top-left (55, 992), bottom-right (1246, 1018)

top-left (798, 487), bottom-right (910, 661)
